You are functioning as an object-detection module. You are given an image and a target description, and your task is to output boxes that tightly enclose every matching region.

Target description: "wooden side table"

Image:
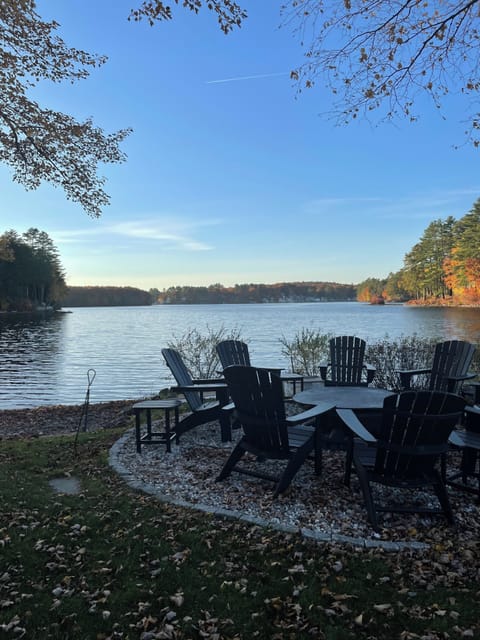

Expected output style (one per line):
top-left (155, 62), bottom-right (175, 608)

top-left (280, 372), bottom-right (304, 397)
top-left (133, 399), bottom-right (182, 453)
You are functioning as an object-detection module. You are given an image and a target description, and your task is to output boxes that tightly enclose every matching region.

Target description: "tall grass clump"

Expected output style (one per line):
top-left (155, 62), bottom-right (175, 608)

top-left (279, 329), bottom-right (333, 376)
top-left (167, 325), bottom-right (245, 378)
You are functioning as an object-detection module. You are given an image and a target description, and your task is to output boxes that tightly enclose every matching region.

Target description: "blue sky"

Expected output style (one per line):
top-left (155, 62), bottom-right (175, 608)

top-left (2, 0), bottom-right (479, 290)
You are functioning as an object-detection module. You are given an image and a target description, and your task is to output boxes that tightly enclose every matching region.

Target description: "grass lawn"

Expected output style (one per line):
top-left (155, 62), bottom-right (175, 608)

top-left (0, 429), bottom-right (479, 639)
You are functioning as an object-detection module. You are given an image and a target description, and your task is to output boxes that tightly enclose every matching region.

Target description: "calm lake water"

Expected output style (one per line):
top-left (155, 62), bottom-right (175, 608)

top-left (1, 302), bottom-right (480, 409)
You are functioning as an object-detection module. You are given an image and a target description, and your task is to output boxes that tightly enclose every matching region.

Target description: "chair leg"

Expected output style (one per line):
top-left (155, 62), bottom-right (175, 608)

top-left (440, 452), bottom-right (447, 484)
top-left (219, 411), bottom-right (232, 442)
top-left (355, 461), bottom-right (379, 531)
top-left (273, 440), bottom-right (313, 497)
top-left (461, 448), bottom-right (477, 483)
top-left (216, 442), bottom-right (245, 481)
top-left (432, 472), bottom-right (455, 524)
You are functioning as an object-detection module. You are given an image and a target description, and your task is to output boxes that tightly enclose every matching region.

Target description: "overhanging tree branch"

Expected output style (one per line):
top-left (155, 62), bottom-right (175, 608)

top-left (0, 0), bottom-right (247, 217)
top-left (285, 0), bottom-right (480, 146)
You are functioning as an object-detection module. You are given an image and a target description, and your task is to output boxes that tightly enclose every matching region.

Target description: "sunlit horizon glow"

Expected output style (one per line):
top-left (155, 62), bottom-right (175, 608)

top-left (2, 0), bottom-right (479, 292)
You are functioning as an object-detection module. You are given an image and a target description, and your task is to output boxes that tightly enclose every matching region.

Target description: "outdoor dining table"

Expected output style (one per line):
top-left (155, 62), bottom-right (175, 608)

top-left (293, 385), bottom-right (395, 475)
top-left (293, 385), bottom-right (394, 411)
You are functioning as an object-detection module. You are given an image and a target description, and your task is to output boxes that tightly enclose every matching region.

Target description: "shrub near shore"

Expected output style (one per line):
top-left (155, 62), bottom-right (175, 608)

top-left (168, 327), bottom-right (479, 389)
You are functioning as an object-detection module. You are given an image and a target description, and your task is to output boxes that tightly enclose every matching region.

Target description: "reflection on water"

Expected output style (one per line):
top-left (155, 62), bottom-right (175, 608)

top-left (0, 303), bottom-right (479, 409)
top-left (0, 313), bottom-right (66, 407)
top-left (442, 307), bottom-right (480, 338)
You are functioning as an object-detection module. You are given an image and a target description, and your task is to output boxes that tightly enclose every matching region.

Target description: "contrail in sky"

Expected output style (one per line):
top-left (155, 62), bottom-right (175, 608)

top-left (206, 71), bottom-right (288, 84)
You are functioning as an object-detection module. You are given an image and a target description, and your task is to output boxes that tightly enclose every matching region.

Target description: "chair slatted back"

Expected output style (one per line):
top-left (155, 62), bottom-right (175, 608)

top-left (162, 348), bottom-right (202, 411)
top-left (429, 340), bottom-right (475, 392)
top-left (216, 340), bottom-right (251, 369)
top-left (329, 336), bottom-right (367, 386)
top-left (223, 365), bottom-right (290, 454)
top-left (374, 391), bottom-right (465, 479)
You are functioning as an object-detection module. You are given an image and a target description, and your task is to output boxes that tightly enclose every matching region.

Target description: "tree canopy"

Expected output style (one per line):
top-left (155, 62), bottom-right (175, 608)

top-left (128, 0), bottom-right (246, 33)
top-left (0, 1), bottom-right (132, 217)
top-left (2, 1), bottom-right (479, 218)
top-left (286, 0), bottom-right (480, 146)
top-left (0, 1), bottom-right (247, 217)
top-left (358, 199), bottom-right (480, 305)
top-left (0, 228), bottom-right (66, 311)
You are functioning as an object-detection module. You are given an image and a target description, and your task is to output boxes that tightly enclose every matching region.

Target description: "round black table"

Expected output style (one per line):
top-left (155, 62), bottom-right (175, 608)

top-left (293, 385), bottom-right (394, 410)
top-left (293, 386), bottom-right (395, 476)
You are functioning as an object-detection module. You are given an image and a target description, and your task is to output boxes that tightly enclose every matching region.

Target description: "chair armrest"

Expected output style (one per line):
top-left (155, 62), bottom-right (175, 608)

top-left (192, 377), bottom-right (224, 384)
top-left (466, 404), bottom-right (480, 417)
top-left (446, 372), bottom-right (476, 383)
top-left (286, 401), bottom-right (334, 425)
top-left (396, 368), bottom-right (431, 376)
top-left (263, 367), bottom-right (283, 375)
top-left (172, 384), bottom-right (199, 393)
top-left (173, 383), bottom-right (227, 393)
top-left (221, 402), bottom-right (235, 413)
top-left (172, 380), bottom-right (228, 391)
top-left (396, 368), bottom-right (432, 389)
top-left (336, 408), bottom-right (377, 444)
top-left (449, 429), bottom-right (480, 449)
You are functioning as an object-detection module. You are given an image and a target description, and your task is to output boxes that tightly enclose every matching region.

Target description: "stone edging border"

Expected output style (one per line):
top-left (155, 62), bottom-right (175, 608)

top-left (108, 430), bottom-right (429, 553)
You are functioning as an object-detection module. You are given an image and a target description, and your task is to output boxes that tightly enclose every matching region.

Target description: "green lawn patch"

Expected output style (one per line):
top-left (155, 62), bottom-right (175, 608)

top-left (0, 431), bottom-right (478, 639)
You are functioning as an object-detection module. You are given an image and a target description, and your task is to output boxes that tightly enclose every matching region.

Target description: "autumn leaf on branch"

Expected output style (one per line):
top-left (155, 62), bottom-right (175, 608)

top-left (282, 0), bottom-right (480, 147)
top-left (128, 0), bottom-right (247, 34)
top-left (0, 0), bottom-right (131, 217)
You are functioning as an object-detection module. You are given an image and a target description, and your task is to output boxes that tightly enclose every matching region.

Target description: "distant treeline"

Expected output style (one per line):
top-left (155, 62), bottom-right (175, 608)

top-left (63, 286), bottom-right (152, 307)
top-left (6, 196), bottom-right (480, 312)
top-left (151, 281), bottom-right (357, 304)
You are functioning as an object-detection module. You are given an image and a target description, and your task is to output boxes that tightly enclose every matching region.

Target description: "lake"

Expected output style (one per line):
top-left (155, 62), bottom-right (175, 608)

top-left (1, 302), bottom-right (479, 409)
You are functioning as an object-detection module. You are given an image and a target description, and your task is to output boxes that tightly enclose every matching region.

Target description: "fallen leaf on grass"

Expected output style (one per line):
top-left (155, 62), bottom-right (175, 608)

top-left (169, 593), bottom-right (184, 607)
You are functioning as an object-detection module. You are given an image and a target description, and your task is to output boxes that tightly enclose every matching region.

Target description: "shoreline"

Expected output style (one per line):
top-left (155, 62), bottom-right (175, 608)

top-left (0, 399), bottom-right (134, 440)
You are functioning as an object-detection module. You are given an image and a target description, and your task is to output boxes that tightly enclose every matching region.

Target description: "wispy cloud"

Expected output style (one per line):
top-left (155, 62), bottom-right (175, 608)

top-left (206, 71), bottom-right (288, 85)
top-left (51, 228), bottom-right (99, 244)
top-left (51, 217), bottom-right (221, 251)
top-left (304, 189), bottom-right (480, 219)
top-left (108, 221), bottom-right (212, 250)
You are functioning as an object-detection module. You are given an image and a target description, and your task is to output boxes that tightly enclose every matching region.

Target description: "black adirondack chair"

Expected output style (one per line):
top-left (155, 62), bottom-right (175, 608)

top-left (319, 336), bottom-right (376, 386)
top-left (216, 339), bottom-right (287, 380)
top-left (216, 339), bottom-right (283, 374)
top-left (216, 340), bottom-right (251, 369)
top-left (161, 348), bottom-right (232, 442)
top-left (217, 365), bottom-right (334, 497)
top-left (447, 404), bottom-right (480, 499)
top-left (397, 340), bottom-right (476, 393)
top-left (338, 391), bottom-right (465, 531)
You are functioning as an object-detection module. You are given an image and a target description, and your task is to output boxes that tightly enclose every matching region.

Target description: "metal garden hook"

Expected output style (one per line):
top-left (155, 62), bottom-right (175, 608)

top-left (73, 368), bottom-right (97, 454)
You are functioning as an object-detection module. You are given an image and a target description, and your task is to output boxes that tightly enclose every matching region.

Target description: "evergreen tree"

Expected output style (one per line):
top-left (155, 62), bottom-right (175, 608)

top-left (402, 218), bottom-right (456, 300)
top-left (444, 199), bottom-right (480, 302)
top-left (0, 229), bottom-right (66, 310)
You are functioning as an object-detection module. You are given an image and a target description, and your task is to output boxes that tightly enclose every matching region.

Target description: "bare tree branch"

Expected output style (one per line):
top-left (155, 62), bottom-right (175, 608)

top-left (284, 0), bottom-right (480, 146)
